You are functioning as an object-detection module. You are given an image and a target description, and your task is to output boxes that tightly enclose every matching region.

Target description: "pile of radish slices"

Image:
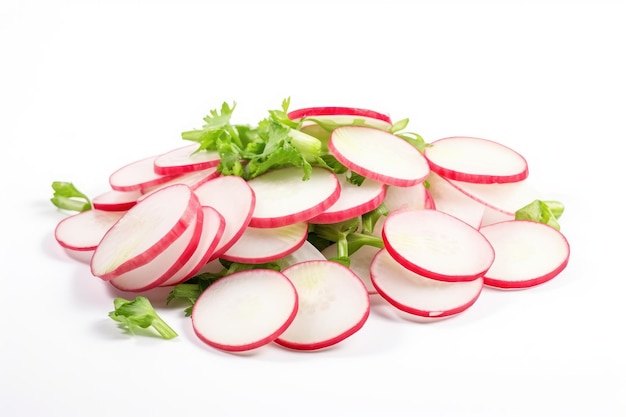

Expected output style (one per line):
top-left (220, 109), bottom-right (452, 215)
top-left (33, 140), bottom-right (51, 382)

top-left (53, 104), bottom-right (570, 353)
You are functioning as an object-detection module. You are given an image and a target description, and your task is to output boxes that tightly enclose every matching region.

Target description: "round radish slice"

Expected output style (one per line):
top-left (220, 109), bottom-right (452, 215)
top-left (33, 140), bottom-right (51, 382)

top-left (329, 126), bottom-right (430, 187)
top-left (276, 240), bottom-right (327, 270)
top-left (288, 106), bottom-right (392, 126)
top-left (308, 175), bottom-right (386, 224)
top-left (479, 220), bottom-right (570, 289)
top-left (426, 171), bottom-right (485, 229)
top-left (191, 269), bottom-right (298, 352)
top-left (382, 209), bottom-right (495, 282)
top-left (193, 176), bottom-right (255, 258)
top-left (424, 136), bottom-right (528, 184)
top-left (91, 184), bottom-right (200, 281)
top-left (246, 166), bottom-right (340, 228)
top-left (140, 166), bottom-right (219, 196)
top-left (384, 182), bottom-right (430, 212)
top-left (275, 260), bottom-right (370, 351)
top-left (92, 189), bottom-right (142, 212)
top-left (153, 144), bottom-right (221, 176)
top-left (55, 209), bottom-right (125, 251)
top-left (109, 155), bottom-right (176, 191)
top-left (220, 222), bottom-right (308, 264)
top-left (322, 243), bottom-right (379, 294)
top-left (371, 249), bottom-right (484, 318)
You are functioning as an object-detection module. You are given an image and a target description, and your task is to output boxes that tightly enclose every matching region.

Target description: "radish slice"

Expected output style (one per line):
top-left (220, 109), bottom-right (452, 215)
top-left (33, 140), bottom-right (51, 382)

top-left (384, 182), bottom-right (430, 212)
top-left (447, 178), bottom-right (541, 216)
top-left (288, 106), bottom-right (392, 126)
top-left (192, 269), bottom-right (298, 352)
top-left (109, 206), bottom-right (204, 292)
top-left (220, 222), bottom-right (308, 264)
top-left (275, 260), bottom-right (370, 351)
top-left (329, 126), bottom-right (430, 187)
top-left (424, 136), bottom-right (529, 184)
top-left (382, 209), bottom-right (495, 282)
top-left (321, 243), bottom-right (378, 294)
top-left (153, 144), bottom-right (221, 176)
top-left (479, 220), bottom-right (570, 289)
top-left (109, 155), bottom-right (176, 191)
top-left (92, 189), bottom-right (142, 212)
top-left (370, 249), bottom-right (483, 318)
top-left (91, 184), bottom-right (200, 280)
top-left (276, 240), bottom-right (327, 270)
top-left (246, 166), bottom-right (340, 228)
top-left (140, 167), bottom-right (219, 196)
top-left (308, 175), bottom-right (386, 224)
top-left (54, 209), bottom-right (125, 251)
top-left (193, 176), bottom-right (255, 258)
top-left (159, 206), bottom-right (226, 287)
top-left (426, 171), bottom-right (485, 229)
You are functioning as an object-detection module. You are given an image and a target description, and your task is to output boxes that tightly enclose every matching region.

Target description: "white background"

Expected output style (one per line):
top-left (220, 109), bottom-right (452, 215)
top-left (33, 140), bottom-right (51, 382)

top-left (1, 0), bottom-right (625, 416)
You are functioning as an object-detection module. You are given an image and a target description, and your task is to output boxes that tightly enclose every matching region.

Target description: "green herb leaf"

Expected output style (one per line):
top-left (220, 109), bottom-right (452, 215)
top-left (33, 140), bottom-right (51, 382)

top-left (515, 199), bottom-right (563, 230)
top-left (109, 296), bottom-right (178, 339)
top-left (50, 181), bottom-right (92, 212)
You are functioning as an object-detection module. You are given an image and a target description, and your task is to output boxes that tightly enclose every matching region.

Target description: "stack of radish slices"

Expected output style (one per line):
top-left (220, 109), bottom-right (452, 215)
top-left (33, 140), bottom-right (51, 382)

top-left (53, 106), bottom-right (570, 353)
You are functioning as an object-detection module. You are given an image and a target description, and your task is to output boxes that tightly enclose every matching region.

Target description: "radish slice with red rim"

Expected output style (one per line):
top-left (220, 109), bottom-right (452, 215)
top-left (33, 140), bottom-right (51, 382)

top-left (329, 126), bottom-right (430, 187)
top-left (370, 249), bottom-right (484, 318)
top-left (109, 155), bottom-right (176, 191)
top-left (288, 106), bottom-right (392, 126)
top-left (191, 269), bottom-right (298, 352)
top-left (479, 220), bottom-right (570, 289)
top-left (426, 171), bottom-right (485, 229)
top-left (91, 184), bottom-right (200, 280)
top-left (275, 260), bottom-right (370, 351)
top-left (424, 136), bottom-right (529, 184)
top-left (55, 209), bottom-right (125, 251)
top-left (321, 243), bottom-right (379, 294)
top-left (220, 222), bottom-right (308, 264)
top-left (382, 209), bottom-right (495, 282)
top-left (92, 189), bottom-right (142, 212)
top-left (140, 166), bottom-right (219, 196)
top-left (246, 166), bottom-right (340, 228)
top-left (153, 144), bottom-right (221, 176)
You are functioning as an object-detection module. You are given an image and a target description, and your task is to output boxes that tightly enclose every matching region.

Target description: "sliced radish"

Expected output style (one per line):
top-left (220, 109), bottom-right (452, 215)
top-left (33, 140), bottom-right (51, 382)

top-left (109, 205), bottom-right (204, 292)
top-left (275, 260), bottom-right (370, 351)
top-left (426, 171), bottom-right (485, 229)
top-left (384, 182), bottom-right (431, 212)
top-left (288, 106), bottom-right (392, 126)
top-left (447, 178), bottom-right (541, 216)
top-left (193, 176), bottom-right (255, 258)
top-left (109, 155), bottom-right (176, 191)
top-left (370, 249), bottom-right (483, 318)
top-left (140, 166), bottom-right (219, 196)
top-left (479, 220), bottom-right (570, 289)
top-left (308, 175), bottom-right (386, 224)
top-left (91, 184), bottom-right (200, 281)
top-left (92, 189), bottom-right (142, 212)
top-left (220, 222), bottom-right (308, 264)
top-left (191, 269), bottom-right (298, 352)
top-left (382, 209), bottom-right (495, 282)
top-left (54, 209), bottom-right (125, 251)
top-left (246, 166), bottom-right (340, 228)
top-left (329, 126), bottom-right (430, 187)
top-left (276, 240), bottom-right (327, 270)
top-left (424, 136), bottom-right (528, 184)
top-left (153, 144), bottom-right (221, 176)
top-left (321, 243), bottom-right (379, 294)
top-left (159, 206), bottom-right (225, 287)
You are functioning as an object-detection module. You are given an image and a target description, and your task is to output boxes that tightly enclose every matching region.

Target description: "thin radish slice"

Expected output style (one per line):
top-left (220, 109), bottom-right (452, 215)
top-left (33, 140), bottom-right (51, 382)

top-left (371, 249), bottom-right (484, 318)
top-left (91, 184), bottom-right (200, 281)
top-left (109, 155), bottom-right (176, 191)
top-left (426, 171), bottom-right (485, 229)
top-left (424, 136), bottom-right (528, 184)
top-left (92, 189), bottom-right (142, 212)
top-left (479, 220), bottom-right (570, 289)
top-left (480, 205), bottom-right (514, 227)
top-left (275, 260), bottom-right (370, 351)
top-left (372, 182), bottom-right (433, 237)
top-left (321, 243), bottom-right (379, 294)
top-left (191, 269), bottom-right (298, 352)
top-left (308, 175), bottom-right (386, 224)
top-left (140, 166), bottom-right (219, 196)
top-left (220, 222), bottom-right (308, 264)
top-left (159, 206), bottom-right (225, 287)
top-left (288, 106), bottom-right (392, 125)
top-left (276, 240), bottom-right (327, 270)
top-left (382, 209), bottom-right (495, 282)
top-left (193, 176), bottom-right (255, 258)
top-left (54, 209), bottom-right (125, 251)
top-left (329, 126), bottom-right (430, 187)
top-left (109, 206), bottom-right (204, 292)
top-left (153, 144), bottom-right (221, 176)
top-left (447, 178), bottom-right (541, 216)
top-left (246, 166), bottom-right (340, 228)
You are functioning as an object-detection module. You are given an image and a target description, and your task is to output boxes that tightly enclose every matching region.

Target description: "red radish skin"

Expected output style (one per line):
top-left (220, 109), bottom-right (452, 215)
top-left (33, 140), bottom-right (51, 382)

top-left (140, 167), bottom-right (219, 197)
top-left (288, 106), bottom-right (392, 125)
top-left (109, 155), bottom-right (176, 192)
top-left (479, 220), bottom-right (570, 289)
top-left (55, 209), bottom-right (125, 251)
top-left (153, 144), bottom-right (221, 176)
top-left (191, 269), bottom-right (298, 352)
top-left (92, 189), bottom-right (142, 212)
top-left (424, 136), bottom-right (529, 184)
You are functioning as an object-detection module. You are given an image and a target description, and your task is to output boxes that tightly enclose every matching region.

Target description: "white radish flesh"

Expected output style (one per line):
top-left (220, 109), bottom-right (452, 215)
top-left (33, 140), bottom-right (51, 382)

top-left (447, 178), bottom-right (541, 216)
top-left (246, 166), bottom-right (340, 228)
top-left (91, 184), bottom-right (200, 280)
top-left (321, 243), bottom-right (379, 294)
top-left (54, 209), bottom-right (125, 251)
top-left (426, 171), bottom-right (485, 229)
top-left (424, 136), bottom-right (528, 184)
top-left (191, 269), bottom-right (298, 352)
top-left (92, 189), bottom-right (142, 212)
top-left (288, 106), bottom-right (392, 126)
top-left (140, 167), bottom-right (219, 196)
top-left (329, 126), bottom-right (430, 187)
top-left (370, 249), bottom-right (483, 318)
top-left (382, 209), bottom-right (495, 282)
top-left (109, 155), bottom-right (176, 191)
top-left (479, 220), bottom-right (570, 289)
top-left (276, 240), bottom-right (327, 270)
top-left (153, 144), bottom-right (221, 176)
top-left (275, 260), bottom-right (370, 351)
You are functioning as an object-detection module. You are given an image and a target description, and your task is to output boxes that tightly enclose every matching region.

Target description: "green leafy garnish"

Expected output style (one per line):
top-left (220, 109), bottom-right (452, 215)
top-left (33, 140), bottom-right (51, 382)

top-left (109, 296), bottom-right (178, 340)
top-left (515, 199), bottom-right (564, 230)
top-left (50, 181), bottom-right (92, 212)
